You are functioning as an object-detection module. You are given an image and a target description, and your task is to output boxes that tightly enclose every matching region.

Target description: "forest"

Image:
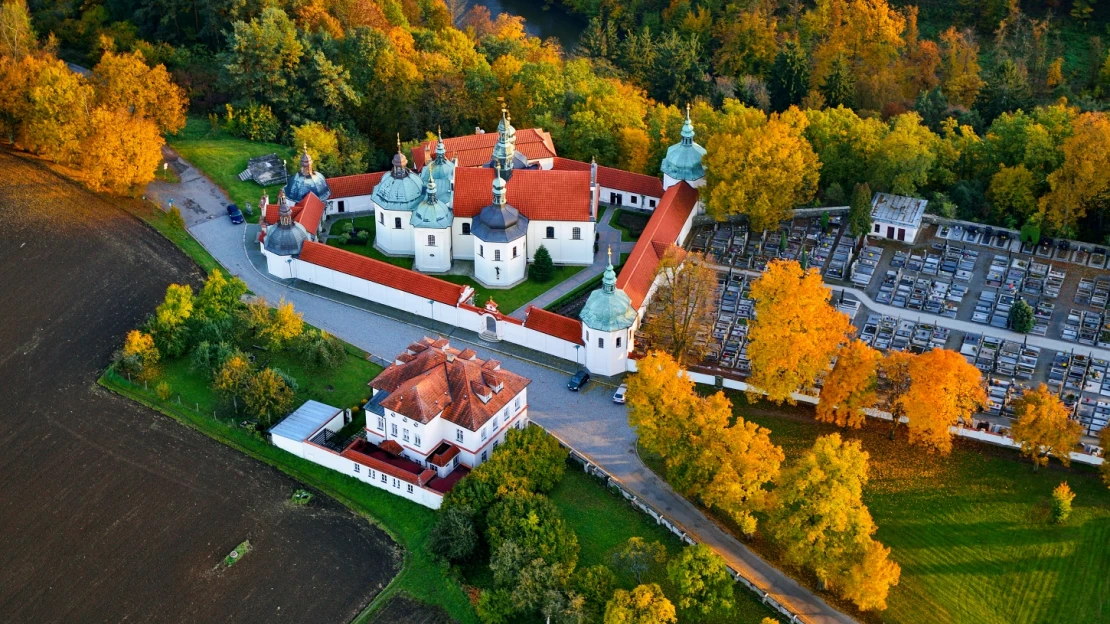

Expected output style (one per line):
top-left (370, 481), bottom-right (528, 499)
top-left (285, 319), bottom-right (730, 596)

top-left (2, 0), bottom-right (1110, 239)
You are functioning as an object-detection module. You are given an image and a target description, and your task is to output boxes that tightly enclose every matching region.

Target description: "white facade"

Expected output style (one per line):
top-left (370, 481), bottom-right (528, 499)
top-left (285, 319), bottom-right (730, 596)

top-left (452, 218), bottom-right (475, 259)
top-left (527, 220), bottom-right (595, 264)
top-left (663, 173), bottom-right (705, 191)
top-left (582, 325), bottom-right (633, 377)
top-left (600, 186), bottom-right (661, 211)
top-left (413, 226), bottom-right (452, 273)
top-left (474, 238), bottom-right (528, 287)
top-left (328, 195), bottom-right (375, 216)
top-left (870, 220), bottom-right (920, 244)
top-left (374, 207), bottom-right (415, 255)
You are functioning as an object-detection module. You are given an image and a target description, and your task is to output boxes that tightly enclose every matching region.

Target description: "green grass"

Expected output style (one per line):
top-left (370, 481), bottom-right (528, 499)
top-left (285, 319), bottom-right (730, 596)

top-left (168, 117), bottom-right (295, 224)
top-left (120, 198), bottom-right (222, 274)
top-left (440, 265), bottom-right (585, 313)
top-left (99, 367), bottom-right (480, 624)
top-left (544, 253), bottom-right (628, 312)
top-left (325, 215), bottom-right (415, 269)
top-left (645, 392), bottom-right (1110, 624)
top-left (611, 208), bottom-right (649, 242)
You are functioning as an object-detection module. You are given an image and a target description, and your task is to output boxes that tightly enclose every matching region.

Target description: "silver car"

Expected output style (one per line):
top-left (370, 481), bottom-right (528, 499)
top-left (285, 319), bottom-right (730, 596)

top-left (612, 383), bottom-right (628, 404)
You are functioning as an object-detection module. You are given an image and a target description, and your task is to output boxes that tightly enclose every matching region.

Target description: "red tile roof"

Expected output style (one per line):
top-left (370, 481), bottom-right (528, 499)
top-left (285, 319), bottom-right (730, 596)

top-left (524, 306), bottom-right (584, 345)
top-left (370, 337), bottom-right (531, 431)
top-left (452, 168), bottom-right (592, 221)
top-left (412, 128), bottom-right (557, 169)
top-left (261, 193), bottom-right (325, 234)
top-left (329, 171), bottom-right (387, 199)
top-left (298, 241), bottom-right (467, 306)
top-left (551, 157), bottom-right (664, 199)
top-left (341, 438), bottom-right (426, 485)
top-left (616, 182), bottom-right (700, 309)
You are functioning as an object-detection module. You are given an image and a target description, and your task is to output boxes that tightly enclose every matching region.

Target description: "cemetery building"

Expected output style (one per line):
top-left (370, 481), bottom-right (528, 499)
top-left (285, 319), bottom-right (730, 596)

top-left (869, 192), bottom-right (926, 243)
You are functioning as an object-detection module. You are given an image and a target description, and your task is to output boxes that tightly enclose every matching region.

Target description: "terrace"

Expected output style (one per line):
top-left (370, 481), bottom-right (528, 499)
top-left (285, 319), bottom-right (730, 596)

top-left (339, 437), bottom-right (470, 494)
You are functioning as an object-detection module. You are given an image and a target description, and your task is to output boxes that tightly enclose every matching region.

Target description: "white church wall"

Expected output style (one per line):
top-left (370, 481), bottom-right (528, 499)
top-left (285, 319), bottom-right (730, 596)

top-left (413, 227), bottom-right (452, 273)
top-left (452, 218), bottom-right (475, 260)
top-left (582, 326), bottom-right (631, 377)
top-left (527, 220), bottom-right (595, 265)
top-left (262, 247), bottom-right (295, 279)
top-left (474, 239), bottom-right (527, 287)
top-left (328, 194), bottom-right (375, 216)
top-left (374, 206), bottom-right (415, 255)
top-left (599, 186), bottom-right (661, 211)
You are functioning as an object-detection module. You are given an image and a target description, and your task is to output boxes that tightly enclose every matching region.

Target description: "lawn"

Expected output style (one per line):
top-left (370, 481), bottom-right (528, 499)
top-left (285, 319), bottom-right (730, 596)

top-left (645, 392), bottom-right (1110, 624)
top-left (326, 216), bottom-right (415, 269)
top-left (611, 208), bottom-right (650, 242)
top-left (168, 117), bottom-right (295, 223)
top-left (457, 464), bottom-right (783, 623)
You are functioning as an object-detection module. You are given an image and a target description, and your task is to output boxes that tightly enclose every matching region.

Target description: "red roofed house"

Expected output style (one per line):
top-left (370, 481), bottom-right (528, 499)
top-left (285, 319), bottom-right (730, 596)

top-left (365, 337), bottom-right (530, 476)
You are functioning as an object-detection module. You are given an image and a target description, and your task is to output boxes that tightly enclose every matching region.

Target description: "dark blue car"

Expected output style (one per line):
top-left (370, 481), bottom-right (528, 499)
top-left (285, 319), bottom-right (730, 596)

top-left (567, 370), bottom-right (590, 391)
top-left (226, 204), bottom-right (244, 224)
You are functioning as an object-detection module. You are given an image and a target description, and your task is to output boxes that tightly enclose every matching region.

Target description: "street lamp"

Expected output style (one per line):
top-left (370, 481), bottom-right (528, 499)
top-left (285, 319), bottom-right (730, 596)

top-left (574, 344), bottom-right (581, 371)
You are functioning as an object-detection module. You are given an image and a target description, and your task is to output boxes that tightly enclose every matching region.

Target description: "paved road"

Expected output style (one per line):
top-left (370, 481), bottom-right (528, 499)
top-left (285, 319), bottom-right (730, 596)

top-left (508, 207), bottom-right (635, 319)
top-left (149, 153), bottom-right (857, 624)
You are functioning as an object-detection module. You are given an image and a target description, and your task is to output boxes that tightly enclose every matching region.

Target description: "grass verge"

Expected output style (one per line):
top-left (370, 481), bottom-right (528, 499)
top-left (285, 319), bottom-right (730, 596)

top-left (643, 391), bottom-right (1110, 624)
top-left (100, 368), bottom-right (479, 624)
top-left (120, 198), bottom-right (222, 274)
top-left (168, 118), bottom-right (294, 223)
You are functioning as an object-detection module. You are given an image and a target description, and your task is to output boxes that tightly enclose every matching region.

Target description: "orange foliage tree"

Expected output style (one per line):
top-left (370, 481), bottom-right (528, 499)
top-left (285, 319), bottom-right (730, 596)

top-left (1009, 384), bottom-right (1083, 471)
top-left (640, 250), bottom-right (719, 366)
top-left (896, 348), bottom-right (986, 453)
top-left (747, 260), bottom-right (853, 404)
top-left (816, 339), bottom-right (881, 428)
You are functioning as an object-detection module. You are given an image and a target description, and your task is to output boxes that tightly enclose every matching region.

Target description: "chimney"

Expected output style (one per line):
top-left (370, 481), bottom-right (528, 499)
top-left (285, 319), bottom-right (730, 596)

top-left (446, 352), bottom-right (456, 362)
top-left (475, 126), bottom-right (483, 135)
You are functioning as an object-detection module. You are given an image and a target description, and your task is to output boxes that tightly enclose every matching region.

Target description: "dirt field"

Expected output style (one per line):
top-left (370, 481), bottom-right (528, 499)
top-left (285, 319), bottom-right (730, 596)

top-left (0, 149), bottom-right (398, 622)
top-left (368, 594), bottom-right (453, 624)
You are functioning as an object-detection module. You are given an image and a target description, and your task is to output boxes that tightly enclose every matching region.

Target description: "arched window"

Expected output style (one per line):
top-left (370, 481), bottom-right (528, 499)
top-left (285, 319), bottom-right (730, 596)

top-left (462, 222), bottom-right (471, 235)
top-left (545, 226), bottom-right (555, 239)
top-left (394, 217), bottom-right (401, 229)
top-left (494, 249), bottom-right (502, 261)
top-left (572, 227), bottom-right (582, 240)
top-left (427, 234), bottom-right (436, 246)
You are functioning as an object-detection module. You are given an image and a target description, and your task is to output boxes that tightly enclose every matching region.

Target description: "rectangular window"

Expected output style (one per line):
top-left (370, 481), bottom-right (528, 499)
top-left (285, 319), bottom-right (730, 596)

top-left (379, 212), bottom-right (384, 224)
top-left (462, 222), bottom-right (471, 235)
top-left (381, 474), bottom-right (387, 483)
top-left (394, 217), bottom-right (402, 229)
top-left (545, 226), bottom-right (555, 238)
top-left (403, 428), bottom-right (410, 442)
top-left (616, 336), bottom-right (622, 348)
top-left (407, 484), bottom-right (413, 494)
top-left (874, 223), bottom-right (881, 233)
top-left (479, 245), bottom-right (484, 258)
top-left (494, 249), bottom-right (501, 261)
top-left (393, 479), bottom-right (399, 489)
top-left (649, 200), bottom-right (657, 208)
top-left (354, 464), bottom-right (360, 473)
top-left (482, 451), bottom-right (488, 462)
top-left (456, 429), bottom-right (464, 443)
top-left (572, 227), bottom-right (582, 240)
top-left (598, 337), bottom-right (604, 348)
top-left (391, 423), bottom-right (398, 436)
top-left (515, 397), bottom-right (521, 410)
top-left (453, 456), bottom-right (459, 467)
top-left (631, 196), bottom-right (638, 204)
top-left (370, 469), bottom-right (376, 479)
top-left (415, 435), bottom-right (421, 447)
top-left (377, 416), bottom-right (385, 431)
top-left (481, 427), bottom-right (488, 441)
top-left (427, 234), bottom-right (436, 246)
top-left (512, 246), bottom-right (518, 258)
top-left (493, 415), bottom-right (499, 428)
top-left (494, 440), bottom-right (499, 449)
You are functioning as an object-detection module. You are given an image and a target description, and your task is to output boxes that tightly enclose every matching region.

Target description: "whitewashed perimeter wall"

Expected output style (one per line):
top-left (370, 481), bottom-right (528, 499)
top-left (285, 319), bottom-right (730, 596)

top-left (292, 258), bottom-right (584, 365)
top-left (301, 441), bottom-right (445, 509)
top-left (625, 360), bottom-right (1106, 467)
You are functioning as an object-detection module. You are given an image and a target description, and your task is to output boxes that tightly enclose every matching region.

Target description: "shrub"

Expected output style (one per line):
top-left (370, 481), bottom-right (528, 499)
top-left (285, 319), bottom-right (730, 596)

top-left (290, 489), bottom-right (313, 506)
top-left (223, 102), bottom-right (279, 142)
top-left (270, 367), bottom-right (299, 392)
top-left (243, 367), bottom-right (295, 426)
top-left (487, 491), bottom-right (579, 570)
top-left (531, 245), bottom-right (555, 282)
top-left (1052, 482), bottom-right (1075, 524)
top-left (428, 506), bottom-right (479, 563)
top-left (824, 182), bottom-right (846, 205)
top-left (339, 220), bottom-right (355, 234)
top-left (166, 206), bottom-right (185, 230)
top-left (155, 381), bottom-right (172, 401)
top-left (190, 341), bottom-right (242, 378)
top-left (339, 232), bottom-right (351, 244)
top-left (295, 329), bottom-right (347, 370)
top-left (356, 229), bottom-right (370, 242)
top-left (118, 330), bottom-right (161, 381)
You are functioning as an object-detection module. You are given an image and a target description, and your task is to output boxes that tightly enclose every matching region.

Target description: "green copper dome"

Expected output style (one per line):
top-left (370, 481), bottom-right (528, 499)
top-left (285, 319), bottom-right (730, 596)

top-left (373, 150), bottom-right (424, 212)
top-left (410, 176), bottom-right (453, 229)
top-left (420, 134), bottom-right (455, 204)
top-left (660, 107), bottom-right (706, 182)
top-left (580, 251), bottom-right (637, 332)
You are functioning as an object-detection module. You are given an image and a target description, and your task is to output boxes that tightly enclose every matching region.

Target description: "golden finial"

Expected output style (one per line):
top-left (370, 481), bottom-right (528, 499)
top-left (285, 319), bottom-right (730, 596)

top-left (396, 133), bottom-right (402, 153)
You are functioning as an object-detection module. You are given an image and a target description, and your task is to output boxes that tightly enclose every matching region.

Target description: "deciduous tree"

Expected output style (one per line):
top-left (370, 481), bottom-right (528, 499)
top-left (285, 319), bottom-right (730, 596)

top-left (1051, 482), bottom-right (1075, 524)
top-left (627, 350), bottom-right (697, 461)
top-left (1039, 112), bottom-right (1110, 238)
top-left (604, 584), bottom-right (676, 624)
top-left (196, 269), bottom-right (248, 321)
top-left (120, 329), bottom-right (161, 381)
top-left (79, 107), bottom-right (164, 193)
top-left (839, 539), bottom-right (901, 612)
top-left (244, 367), bottom-right (294, 426)
top-left (666, 544), bottom-right (733, 614)
top-left (212, 354), bottom-right (251, 411)
top-left (705, 109), bottom-right (820, 231)
top-left (1010, 384), bottom-right (1082, 470)
top-left (817, 340), bottom-right (881, 429)
top-left (92, 49), bottom-right (186, 134)
top-left (1100, 426), bottom-right (1110, 488)
top-left (870, 112), bottom-right (938, 196)
top-left (487, 491), bottom-right (579, 570)
top-left (428, 506), bottom-right (478, 563)
top-left (988, 165), bottom-right (1038, 226)
top-left (939, 27), bottom-right (984, 108)
top-left (640, 250), bottom-right (717, 365)
top-left (0, 0), bottom-right (35, 59)
top-left (150, 283), bottom-right (194, 357)
top-left (611, 537), bottom-right (666, 584)
top-left (748, 260), bottom-right (853, 404)
top-left (896, 348), bottom-right (986, 453)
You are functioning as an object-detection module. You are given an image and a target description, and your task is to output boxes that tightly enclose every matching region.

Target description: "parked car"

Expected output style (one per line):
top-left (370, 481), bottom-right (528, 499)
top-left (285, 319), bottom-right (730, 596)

top-left (612, 383), bottom-right (628, 404)
top-left (226, 203), bottom-right (244, 224)
top-left (567, 370), bottom-right (590, 391)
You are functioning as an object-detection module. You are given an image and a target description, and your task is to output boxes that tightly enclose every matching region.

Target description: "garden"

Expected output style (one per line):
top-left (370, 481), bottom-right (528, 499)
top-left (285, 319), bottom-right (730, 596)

top-left (611, 208), bottom-right (650, 242)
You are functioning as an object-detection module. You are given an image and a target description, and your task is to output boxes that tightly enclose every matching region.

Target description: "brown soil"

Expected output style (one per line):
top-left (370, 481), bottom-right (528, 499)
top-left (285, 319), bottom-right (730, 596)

top-left (367, 594), bottom-right (453, 624)
top-left (0, 149), bottom-right (397, 622)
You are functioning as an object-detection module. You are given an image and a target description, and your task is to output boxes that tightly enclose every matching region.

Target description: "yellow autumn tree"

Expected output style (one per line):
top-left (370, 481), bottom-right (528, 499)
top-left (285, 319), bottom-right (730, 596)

top-left (896, 348), bottom-right (986, 454)
top-left (817, 340), bottom-right (881, 428)
top-left (1039, 112), bottom-right (1110, 238)
top-left (748, 260), bottom-right (853, 404)
top-left (213, 354), bottom-right (251, 411)
top-left (1010, 384), bottom-right (1083, 471)
top-left (244, 367), bottom-right (295, 426)
top-left (640, 250), bottom-right (718, 366)
top-left (1099, 426), bottom-right (1110, 488)
top-left (939, 27), bottom-right (985, 108)
top-left (627, 350), bottom-right (697, 461)
top-left (604, 583), bottom-right (676, 624)
top-left (79, 107), bottom-right (164, 193)
top-left (120, 329), bottom-right (161, 381)
top-left (704, 106), bottom-right (820, 232)
top-left (91, 49), bottom-right (187, 134)
top-left (766, 433), bottom-right (899, 611)
top-left (9, 55), bottom-right (93, 161)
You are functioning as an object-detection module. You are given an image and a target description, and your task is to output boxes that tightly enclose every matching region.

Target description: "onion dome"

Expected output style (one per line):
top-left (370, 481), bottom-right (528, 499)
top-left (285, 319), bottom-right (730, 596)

top-left (420, 129), bottom-right (455, 204)
top-left (410, 172), bottom-right (453, 229)
top-left (264, 200), bottom-right (310, 256)
top-left (490, 108), bottom-right (516, 180)
top-left (580, 248), bottom-right (637, 331)
top-left (473, 172), bottom-right (528, 242)
top-left (284, 144), bottom-right (331, 202)
top-left (373, 137), bottom-right (425, 212)
top-left (660, 104), bottom-right (706, 182)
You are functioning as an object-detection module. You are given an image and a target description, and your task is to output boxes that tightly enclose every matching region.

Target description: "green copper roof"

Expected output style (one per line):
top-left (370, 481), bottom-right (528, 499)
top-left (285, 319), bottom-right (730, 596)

top-left (373, 151), bottom-right (424, 212)
top-left (580, 252), bottom-right (637, 331)
top-left (410, 176), bottom-right (453, 229)
top-left (660, 108), bottom-right (706, 182)
top-left (420, 137), bottom-right (455, 204)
